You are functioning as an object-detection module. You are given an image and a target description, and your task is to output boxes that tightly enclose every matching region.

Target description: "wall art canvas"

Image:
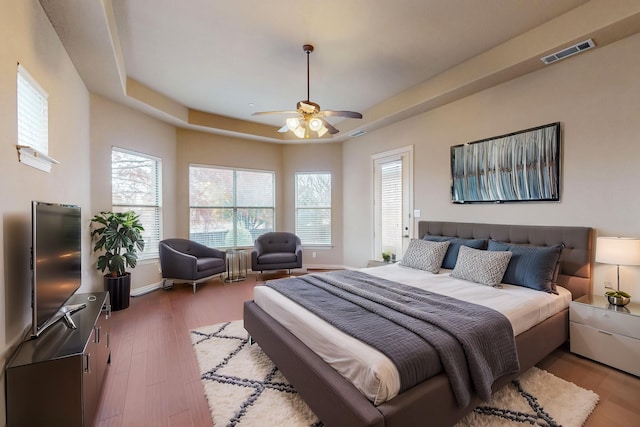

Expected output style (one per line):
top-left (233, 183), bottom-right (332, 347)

top-left (451, 122), bottom-right (560, 203)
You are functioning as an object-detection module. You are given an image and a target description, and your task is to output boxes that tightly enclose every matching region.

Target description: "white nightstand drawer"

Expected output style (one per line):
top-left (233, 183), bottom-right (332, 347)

top-left (570, 322), bottom-right (640, 376)
top-left (570, 302), bottom-right (640, 340)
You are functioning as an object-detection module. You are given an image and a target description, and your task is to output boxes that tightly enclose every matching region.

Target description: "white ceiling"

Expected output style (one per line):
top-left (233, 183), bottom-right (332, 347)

top-left (40, 0), bottom-right (633, 143)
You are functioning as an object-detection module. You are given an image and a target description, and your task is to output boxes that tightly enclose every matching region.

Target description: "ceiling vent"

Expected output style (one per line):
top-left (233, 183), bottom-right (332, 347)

top-left (540, 39), bottom-right (595, 65)
top-left (349, 130), bottom-right (367, 138)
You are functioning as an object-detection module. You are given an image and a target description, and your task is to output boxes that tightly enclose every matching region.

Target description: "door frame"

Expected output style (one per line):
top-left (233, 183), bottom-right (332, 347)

top-left (371, 145), bottom-right (414, 261)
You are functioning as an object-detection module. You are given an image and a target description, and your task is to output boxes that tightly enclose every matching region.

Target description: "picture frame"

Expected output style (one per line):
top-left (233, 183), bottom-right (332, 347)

top-left (450, 122), bottom-right (560, 203)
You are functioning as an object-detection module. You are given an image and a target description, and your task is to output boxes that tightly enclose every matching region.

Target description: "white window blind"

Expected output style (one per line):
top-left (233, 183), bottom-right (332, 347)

top-left (17, 65), bottom-right (48, 154)
top-left (112, 148), bottom-right (162, 260)
top-left (380, 160), bottom-right (403, 255)
top-left (295, 173), bottom-right (331, 246)
top-left (189, 165), bottom-right (274, 248)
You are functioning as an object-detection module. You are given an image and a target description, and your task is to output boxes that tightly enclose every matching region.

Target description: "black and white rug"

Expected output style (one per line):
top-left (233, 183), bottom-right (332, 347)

top-left (191, 321), bottom-right (598, 427)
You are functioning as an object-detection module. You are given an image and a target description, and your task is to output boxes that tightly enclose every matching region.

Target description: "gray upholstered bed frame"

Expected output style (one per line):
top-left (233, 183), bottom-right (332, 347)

top-left (243, 221), bottom-right (593, 426)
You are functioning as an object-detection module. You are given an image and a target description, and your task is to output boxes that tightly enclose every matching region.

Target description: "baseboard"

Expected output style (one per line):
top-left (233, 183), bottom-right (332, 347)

top-left (130, 281), bottom-right (164, 297)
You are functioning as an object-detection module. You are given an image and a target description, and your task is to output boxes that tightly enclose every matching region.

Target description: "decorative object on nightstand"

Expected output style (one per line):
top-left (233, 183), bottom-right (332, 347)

top-left (596, 236), bottom-right (640, 306)
top-left (570, 295), bottom-right (640, 377)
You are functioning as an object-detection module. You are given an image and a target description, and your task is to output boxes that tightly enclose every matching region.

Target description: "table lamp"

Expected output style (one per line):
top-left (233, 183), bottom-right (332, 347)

top-left (595, 236), bottom-right (640, 292)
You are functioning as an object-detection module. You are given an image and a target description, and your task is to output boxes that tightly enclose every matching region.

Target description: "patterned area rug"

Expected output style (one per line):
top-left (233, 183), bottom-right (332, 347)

top-left (191, 321), bottom-right (598, 427)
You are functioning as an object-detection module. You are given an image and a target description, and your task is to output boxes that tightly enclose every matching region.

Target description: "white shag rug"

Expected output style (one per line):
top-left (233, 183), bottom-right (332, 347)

top-left (191, 321), bottom-right (598, 427)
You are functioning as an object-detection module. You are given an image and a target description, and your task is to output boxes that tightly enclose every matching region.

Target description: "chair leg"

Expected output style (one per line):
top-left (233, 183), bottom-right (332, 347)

top-left (162, 279), bottom-right (173, 290)
top-left (192, 281), bottom-right (197, 294)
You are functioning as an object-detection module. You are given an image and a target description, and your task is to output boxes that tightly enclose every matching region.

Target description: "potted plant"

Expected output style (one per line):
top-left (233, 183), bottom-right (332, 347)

top-left (90, 211), bottom-right (145, 311)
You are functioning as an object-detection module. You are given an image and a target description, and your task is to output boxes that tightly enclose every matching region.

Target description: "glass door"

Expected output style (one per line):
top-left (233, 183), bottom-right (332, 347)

top-left (373, 146), bottom-right (413, 261)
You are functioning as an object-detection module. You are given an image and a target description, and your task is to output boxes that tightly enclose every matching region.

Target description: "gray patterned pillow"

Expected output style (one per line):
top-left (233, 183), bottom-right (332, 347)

top-left (451, 245), bottom-right (512, 286)
top-left (399, 239), bottom-right (450, 273)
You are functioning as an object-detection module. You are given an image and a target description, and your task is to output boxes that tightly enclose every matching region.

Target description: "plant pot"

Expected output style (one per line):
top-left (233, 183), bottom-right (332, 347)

top-left (105, 273), bottom-right (131, 311)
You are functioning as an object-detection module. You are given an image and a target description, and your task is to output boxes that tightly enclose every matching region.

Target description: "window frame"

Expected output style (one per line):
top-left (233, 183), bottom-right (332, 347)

top-left (111, 147), bottom-right (163, 261)
top-left (17, 64), bottom-right (57, 172)
top-left (189, 164), bottom-right (276, 249)
top-left (295, 171), bottom-right (332, 247)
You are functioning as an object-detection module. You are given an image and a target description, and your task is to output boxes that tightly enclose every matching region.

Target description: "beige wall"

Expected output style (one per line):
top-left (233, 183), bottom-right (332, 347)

top-left (0, 0), bottom-right (91, 421)
top-left (343, 34), bottom-right (640, 297)
top-left (282, 142), bottom-right (344, 268)
top-left (90, 94), bottom-right (177, 292)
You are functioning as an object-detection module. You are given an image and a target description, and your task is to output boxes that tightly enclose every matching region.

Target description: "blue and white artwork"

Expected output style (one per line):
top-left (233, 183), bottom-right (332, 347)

top-left (451, 123), bottom-right (560, 203)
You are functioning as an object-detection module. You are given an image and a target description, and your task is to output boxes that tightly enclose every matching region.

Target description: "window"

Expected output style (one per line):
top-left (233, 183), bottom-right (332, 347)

top-left (189, 165), bottom-right (275, 248)
top-left (379, 159), bottom-right (403, 255)
top-left (17, 64), bottom-right (55, 171)
top-left (112, 148), bottom-right (162, 260)
top-left (295, 172), bottom-right (331, 246)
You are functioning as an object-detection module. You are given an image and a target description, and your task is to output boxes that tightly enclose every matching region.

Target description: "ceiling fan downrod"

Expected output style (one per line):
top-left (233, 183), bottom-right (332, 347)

top-left (303, 44), bottom-right (314, 102)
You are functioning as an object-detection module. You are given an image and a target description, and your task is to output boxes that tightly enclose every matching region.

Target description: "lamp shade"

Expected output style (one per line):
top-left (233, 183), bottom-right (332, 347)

top-left (596, 237), bottom-right (640, 266)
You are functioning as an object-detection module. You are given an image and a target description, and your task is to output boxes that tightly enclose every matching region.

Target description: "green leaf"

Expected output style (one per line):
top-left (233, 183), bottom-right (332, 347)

top-left (90, 210), bottom-right (145, 276)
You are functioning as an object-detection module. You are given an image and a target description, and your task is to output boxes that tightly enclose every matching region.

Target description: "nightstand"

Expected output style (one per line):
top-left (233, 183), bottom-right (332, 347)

top-left (570, 294), bottom-right (640, 376)
top-left (367, 260), bottom-right (396, 267)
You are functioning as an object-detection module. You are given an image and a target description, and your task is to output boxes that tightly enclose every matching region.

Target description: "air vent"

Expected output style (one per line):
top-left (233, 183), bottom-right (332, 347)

top-left (349, 130), bottom-right (367, 138)
top-left (540, 39), bottom-right (595, 65)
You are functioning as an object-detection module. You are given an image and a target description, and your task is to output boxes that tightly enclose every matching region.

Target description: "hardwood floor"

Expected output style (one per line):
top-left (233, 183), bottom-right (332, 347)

top-left (94, 273), bottom-right (640, 426)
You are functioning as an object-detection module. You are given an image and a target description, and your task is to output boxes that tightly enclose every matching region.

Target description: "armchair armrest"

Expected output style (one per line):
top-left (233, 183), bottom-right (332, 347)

top-left (160, 244), bottom-right (198, 278)
top-left (295, 242), bottom-right (303, 261)
top-left (189, 242), bottom-right (226, 260)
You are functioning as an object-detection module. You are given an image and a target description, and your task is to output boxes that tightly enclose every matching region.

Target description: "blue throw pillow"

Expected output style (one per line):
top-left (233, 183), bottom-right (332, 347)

top-left (423, 235), bottom-right (488, 269)
top-left (487, 240), bottom-right (563, 293)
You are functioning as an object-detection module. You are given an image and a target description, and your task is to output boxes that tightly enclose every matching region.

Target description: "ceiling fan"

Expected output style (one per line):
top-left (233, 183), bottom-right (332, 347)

top-left (252, 44), bottom-right (363, 139)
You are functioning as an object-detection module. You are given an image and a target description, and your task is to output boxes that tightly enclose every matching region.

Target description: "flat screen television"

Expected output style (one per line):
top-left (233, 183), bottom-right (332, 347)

top-left (31, 201), bottom-right (84, 338)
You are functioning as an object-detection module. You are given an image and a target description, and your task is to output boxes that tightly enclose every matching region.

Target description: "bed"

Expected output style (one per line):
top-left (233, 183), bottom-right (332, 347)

top-left (243, 221), bottom-right (593, 426)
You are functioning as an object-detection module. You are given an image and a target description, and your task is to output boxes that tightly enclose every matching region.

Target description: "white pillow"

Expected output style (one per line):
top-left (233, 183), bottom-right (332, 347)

top-left (451, 245), bottom-right (512, 286)
top-left (399, 239), bottom-right (449, 273)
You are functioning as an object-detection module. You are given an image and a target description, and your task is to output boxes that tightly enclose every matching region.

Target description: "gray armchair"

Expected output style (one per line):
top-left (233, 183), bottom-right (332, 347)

top-left (159, 238), bottom-right (226, 293)
top-left (251, 232), bottom-right (302, 277)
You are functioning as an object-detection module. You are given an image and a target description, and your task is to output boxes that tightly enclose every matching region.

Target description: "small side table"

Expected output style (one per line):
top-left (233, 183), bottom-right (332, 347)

top-left (225, 248), bottom-right (248, 282)
top-left (570, 294), bottom-right (640, 376)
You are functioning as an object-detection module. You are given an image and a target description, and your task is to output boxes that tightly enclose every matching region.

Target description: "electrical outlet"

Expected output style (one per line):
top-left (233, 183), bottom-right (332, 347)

top-left (312, 251), bottom-right (316, 258)
top-left (604, 281), bottom-right (613, 289)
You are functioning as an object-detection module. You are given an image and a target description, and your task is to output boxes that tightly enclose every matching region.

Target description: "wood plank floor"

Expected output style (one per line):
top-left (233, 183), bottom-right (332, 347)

top-left (94, 272), bottom-right (640, 427)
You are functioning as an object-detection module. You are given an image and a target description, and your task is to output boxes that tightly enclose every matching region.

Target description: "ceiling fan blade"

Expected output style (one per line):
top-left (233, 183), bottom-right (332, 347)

top-left (252, 110), bottom-right (299, 116)
top-left (318, 110), bottom-right (363, 119)
top-left (319, 118), bottom-right (340, 135)
top-left (277, 124), bottom-right (289, 133)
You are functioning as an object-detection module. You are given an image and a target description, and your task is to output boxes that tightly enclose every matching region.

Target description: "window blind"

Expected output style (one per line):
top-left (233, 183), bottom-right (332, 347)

top-left (17, 64), bottom-right (48, 154)
top-left (380, 160), bottom-right (402, 255)
top-left (112, 148), bottom-right (162, 260)
top-left (295, 173), bottom-right (332, 246)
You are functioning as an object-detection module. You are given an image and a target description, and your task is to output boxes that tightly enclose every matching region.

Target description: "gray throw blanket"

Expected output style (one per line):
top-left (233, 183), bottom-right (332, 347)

top-left (265, 270), bottom-right (520, 407)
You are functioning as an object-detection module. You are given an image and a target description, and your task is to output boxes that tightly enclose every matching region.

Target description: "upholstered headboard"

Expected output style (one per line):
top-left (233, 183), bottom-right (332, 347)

top-left (417, 221), bottom-right (593, 299)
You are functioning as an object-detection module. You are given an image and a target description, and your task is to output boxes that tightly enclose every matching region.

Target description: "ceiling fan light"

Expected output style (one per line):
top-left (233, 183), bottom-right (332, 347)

top-left (286, 117), bottom-right (302, 131)
top-left (309, 117), bottom-right (323, 131)
top-left (316, 126), bottom-right (328, 137)
top-left (292, 125), bottom-right (306, 139)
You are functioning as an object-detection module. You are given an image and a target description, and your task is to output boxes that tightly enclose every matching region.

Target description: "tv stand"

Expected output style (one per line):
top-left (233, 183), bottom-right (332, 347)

top-left (6, 292), bottom-right (111, 426)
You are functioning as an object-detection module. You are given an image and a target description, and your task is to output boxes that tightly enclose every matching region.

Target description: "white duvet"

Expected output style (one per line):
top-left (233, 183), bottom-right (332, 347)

top-left (252, 263), bottom-right (571, 405)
